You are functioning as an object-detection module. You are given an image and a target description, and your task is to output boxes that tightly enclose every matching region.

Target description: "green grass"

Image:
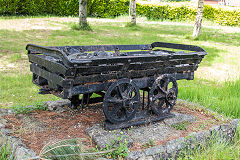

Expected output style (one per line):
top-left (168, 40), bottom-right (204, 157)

top-left (0, 16), bottom-right (239, 160)
top-left (9, 53), bottom-right (22, 62)
top-left (178, 78), bottom-right (240, 118)
top-left (11, 101), bottom-right (47, 114)
top-left (0, 20), bottom-right (224, 107)
top-left (177, 125), bottom-right (240, 160)
top-left (0, 17), bottom-right (239, 114)
top-left (71, 23), bottom-right (92, 31)
top-left (171, 121), bottom-right (190, 131)
top-left (0, 143), bottom-right (15, 160)
top-left (0, 74), bottom-right (59, 107)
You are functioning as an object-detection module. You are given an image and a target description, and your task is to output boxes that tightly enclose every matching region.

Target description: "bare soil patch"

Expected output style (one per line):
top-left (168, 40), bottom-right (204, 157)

top-left (1, 17), bottom-right (239, 33)
top-left (0, 18), bottom-right (64, 31)
top-left (4, 105), bottom-right (105, 154)
top-left (4, 101), bottom-right (227, 154)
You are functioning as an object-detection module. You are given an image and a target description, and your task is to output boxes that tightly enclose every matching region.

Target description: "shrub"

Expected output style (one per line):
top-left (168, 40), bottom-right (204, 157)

top-left (38, 138), bottom-right (128, 160)
top-left (215, 9), bottom-right (240, 26)
top-left (87, 0), bottom-right (129, 17)
top-left (0, 0), bottom-right (239, 26)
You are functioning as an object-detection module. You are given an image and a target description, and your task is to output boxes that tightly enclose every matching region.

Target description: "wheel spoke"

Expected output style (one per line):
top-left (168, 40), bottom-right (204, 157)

top-left (157, 86), bottom-right (167, 95)
top-left (127, 85), bottom-right (134, 92)
top-left (117, 85), bottom-right (124, 98)
top-left (125, 99), bottom-right (139, 106)
top-left (167, 89), bottom-right (177, 100)
top-left (168, 95), bottom-right (176, 101)
top-left (157, 100), bottom-right (165, 109)
top-left (105, 97), bottom-right (123, 104)
top-left (166, 99), bottom-right (174, 108)
top-left (122, 107), bottom-right (132, 119)
top-left (150, 75), bottom-right (178, 115)
top-left (165, 78), bottom-right (169, 90)
top-left (103, 78), bottom-right (140, 123)
top-left (152, 94), bottom-right (165, 102)
top-left (128, 94), bottom-right (139, 102)
top-left (169, 87), bottom-right (177, 93)
top-left (109, 104), bottom-right (122, 117)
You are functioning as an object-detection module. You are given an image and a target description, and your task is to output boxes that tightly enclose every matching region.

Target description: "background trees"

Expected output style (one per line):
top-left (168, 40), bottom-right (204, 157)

top-left (130, 0), bottom-right (137, 25)
top-left (79, 0), bottom-right (88, 29)
top-left (193, 0), bottom-right (204, 38)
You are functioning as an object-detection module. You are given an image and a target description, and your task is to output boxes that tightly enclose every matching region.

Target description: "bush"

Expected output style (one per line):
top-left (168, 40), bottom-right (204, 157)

top-left (87, 0), bottom-right (129, 17)
top-left (0, 0), bottom-right (239, 26)
top-left (215, 9), bottom-right (240, 26)
top-left (167, 0), bottom-right (190, 1)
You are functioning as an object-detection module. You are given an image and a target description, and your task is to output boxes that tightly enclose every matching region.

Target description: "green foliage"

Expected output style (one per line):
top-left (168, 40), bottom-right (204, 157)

top-left (95, 134), bottom-right (129, 159)
top-left (87, 0), bottom-right (129, 18)
top-left (12, 102), bottom-right (47, 114)
top-left (142, 139), bottom-right (155, 148)
top-left (0, 143), bottom-right (15, 160)
top-left (39, 138), bottom-right (90, 160)
top-left (171, 121), bottom-right (189, 130)
top-left (105, 140), bottom-right (128, 159)
top-left (0, 73), bottom-right (59, 108)
top-left (39, 137), bottom-right (128, 160)
top-left (148, 139), bottom-right (155, 147)
top-left (215, 9), bottom-right (240, 26)
top-left (166, 0), bottom-right (190, 1)
top-left (178, 78), bottom-right (240, 118)
top-left (71, 23), bottom-right (92, 31)
top-left (140, 5), bottom-right (196, 21)
top-left (178, 125), bottom-right (240, 160)
top-left (0, 0), bottom-right (240, 26)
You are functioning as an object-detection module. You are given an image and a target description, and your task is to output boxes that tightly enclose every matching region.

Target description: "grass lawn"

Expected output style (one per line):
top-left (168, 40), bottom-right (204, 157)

top-left (0, 16), bottom-right (239, 159)
top-left (0, 17), bottom-right (239, 116)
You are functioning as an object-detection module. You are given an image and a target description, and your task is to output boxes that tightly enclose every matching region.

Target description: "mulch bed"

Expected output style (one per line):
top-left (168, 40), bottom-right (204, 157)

top-left (4, 105), bottom-right (104, 154)
top-left (4, 102), bottom-right (227, 154)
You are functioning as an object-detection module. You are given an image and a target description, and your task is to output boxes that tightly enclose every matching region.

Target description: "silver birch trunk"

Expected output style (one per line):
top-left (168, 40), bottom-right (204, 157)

top-left (79, 0), bottom-right (87, 27)
top-left (131, 0), bottom-right (136, 25)
top-left (193, 0), bottom-right (204, 38)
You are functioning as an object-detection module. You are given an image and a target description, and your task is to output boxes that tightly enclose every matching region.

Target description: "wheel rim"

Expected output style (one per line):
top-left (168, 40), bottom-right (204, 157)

top-left (103, 79), bottom-right (140, 124)
top-left (149, 75), bottom-right (178, 115)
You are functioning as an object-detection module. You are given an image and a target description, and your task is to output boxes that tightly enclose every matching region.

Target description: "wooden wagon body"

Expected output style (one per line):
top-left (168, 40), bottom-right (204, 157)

top-left (27, 42), bottom-right (207, 129)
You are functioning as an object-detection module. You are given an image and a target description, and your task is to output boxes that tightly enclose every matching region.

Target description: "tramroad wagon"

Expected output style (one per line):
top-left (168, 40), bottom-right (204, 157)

top-left (27, 42), bottom-right (207, 129)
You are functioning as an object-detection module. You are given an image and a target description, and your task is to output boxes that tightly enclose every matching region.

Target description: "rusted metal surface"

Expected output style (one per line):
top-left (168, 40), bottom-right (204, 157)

top-left (27, 42), bottom-right (207, 129)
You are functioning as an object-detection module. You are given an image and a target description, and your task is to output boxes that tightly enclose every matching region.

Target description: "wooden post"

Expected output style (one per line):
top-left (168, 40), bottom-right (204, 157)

top-left (79, 0), bottom-right (87, 28)
top-left (131, 0), bottom-right (136, 25)
top-left (193, 0), bottom-right (204, 38)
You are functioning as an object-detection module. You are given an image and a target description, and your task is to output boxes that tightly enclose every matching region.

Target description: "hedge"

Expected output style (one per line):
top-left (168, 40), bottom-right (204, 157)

top-left (0, 0), bottom-right (239, 26)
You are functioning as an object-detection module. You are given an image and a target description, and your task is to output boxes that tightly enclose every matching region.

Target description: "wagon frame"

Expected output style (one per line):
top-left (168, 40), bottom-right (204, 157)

top-left (27, 42), bottom-right (207, 129)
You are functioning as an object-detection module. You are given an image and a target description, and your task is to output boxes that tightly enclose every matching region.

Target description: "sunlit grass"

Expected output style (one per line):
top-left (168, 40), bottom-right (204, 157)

top-left (0, 142), bottom-right (15, 160)
top-left (0, 16), bottom-right (239, 160)
top-left (0, 17), bottom-right (239, 113)
top-left (178, 124), bottom-right (240, 160)
top-left (178, 78), bottom-right (240, 118)
top-left (0, 73), bottom-right (59, 107)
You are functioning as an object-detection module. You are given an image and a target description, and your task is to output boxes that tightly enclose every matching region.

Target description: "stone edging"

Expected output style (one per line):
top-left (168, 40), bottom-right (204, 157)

top-left (0, 108), bottom-right (37, 160)
top-left (127, 119), bottom-right (239, 160)
top-left (0, 104), bottom-right (239, 160)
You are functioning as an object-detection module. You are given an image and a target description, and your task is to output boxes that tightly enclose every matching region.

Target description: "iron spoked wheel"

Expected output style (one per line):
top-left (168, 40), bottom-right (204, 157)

top-left (149, 75), bottom-right (178, 116)
top-left (103, 78), bottom-right (140, 124)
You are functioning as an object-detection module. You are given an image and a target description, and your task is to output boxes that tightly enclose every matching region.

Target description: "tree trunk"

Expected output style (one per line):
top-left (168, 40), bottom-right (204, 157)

top-left (193, 0), bottom-right (204, 38)
top-left (79, 0), bottom-right (87, 28)
top-left (131, 0), bottom-right (136, 25)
